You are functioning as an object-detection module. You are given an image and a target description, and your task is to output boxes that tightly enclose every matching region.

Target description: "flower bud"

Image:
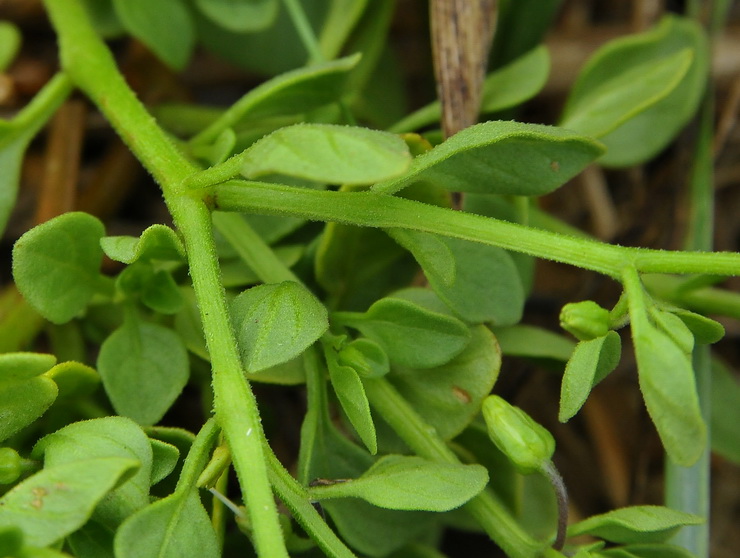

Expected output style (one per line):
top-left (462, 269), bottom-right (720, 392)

top-left (0, 447), bottom-right (22, 484)
top-left (560, 300), bottom-right (610, 341)
top-left (482, 395), bottom-right (555, 475)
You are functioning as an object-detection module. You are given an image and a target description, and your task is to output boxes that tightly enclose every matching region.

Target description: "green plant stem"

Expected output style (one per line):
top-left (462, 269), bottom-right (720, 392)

top-left (363, 377), bottom-right (544, 558)
top-left (4, 73), bottom-right (73, 140)
top-left (210, 180), bottom-right (740, 279)
top-left (282, 0), bottom-right (324, 63)
top-left (175, 417), bottom-right (220, 492)
top-left (41, 2), bottom-right (289, 556)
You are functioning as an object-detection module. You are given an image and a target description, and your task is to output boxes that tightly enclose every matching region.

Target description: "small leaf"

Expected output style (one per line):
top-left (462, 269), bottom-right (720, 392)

top-left (113, 0), bottom-right (194, 69)
top-left (491, 324), bottom-right (575, 362)
top-left (97, 320), bottom-right (189, 426)
top-left (193, 0), bottom-right (278, 33)
top-left (670, 308), bottom-right (724, 345)
top-left (388, 230), bottom-right (455, 286)
top-left (650, 308), bottom-right (694, 354)
top-left (43, 361), bottom-right (100, 400)
top-left (633, 324), bottom-right (706, 466)
top-left (597, 543), bottom-right (697, 558)
top-left (230, 281), bottom-right (328, 373)
top-left (0, 376), bottom-right (58, 442)
top-left (101, 225), bottom-right (185, 264)
top-left (149, 439), bottom-right (180, 486)
top-left (333, 297), bottom-right (471, 369)
top-left (309, 455), bottom-right (487, 512)
top-left (337, 338), bottom-right (390, 379)
top-left (141, 270), bottom-right (185, 315)
top-left (559, 332), bottom-right (622, 422)
top-left (0, 457), bottom-right (139, 547)
top-left (326, 347), bottom-right (377, 454)
top-left (0, 21), bottom-right (21, 71)
top-left (33, 416), bottom-right (155, 527)
top-left (241, 123), bottom-right (411, 185)
top-left (13, 212), bottom-right (105, 324)
top-left (0, 352), bottom-right (56, 382)
top-left (372, 120), bottom-right (604, 195)
top-left (390, 325), bottom-right (500, 440)
top-left (114, 489), bottom-right (219, 558)
top-left (567, 505), bottom-right (703, 544)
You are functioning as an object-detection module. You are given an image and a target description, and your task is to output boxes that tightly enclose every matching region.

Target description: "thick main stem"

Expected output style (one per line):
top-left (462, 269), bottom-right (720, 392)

top-left (41, 2), bottom-right (288, 556)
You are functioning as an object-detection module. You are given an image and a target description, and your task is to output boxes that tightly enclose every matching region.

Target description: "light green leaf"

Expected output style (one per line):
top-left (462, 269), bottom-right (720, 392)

top-left (309, 455), bottom-right (487, 512)
top-left (0, 376), bottom-right (58, 442)
top-left (13, 212), bottom-right (105, 324)
top-left (326, 347), bottom-right (377, 454)
top-left (149, 439), bottom-right (180, 486)
top-left (491, 324), bottom-right (575, 361)
top-left (43, 361), bottom-right (99, 400)
top-left (389, 325), bottom-right (500, 440)
top-left (333, 297), bottom-right (471, 369)
top-left (710, 358), bottom-right (740, 463)
top-left (113, 0), bottom-right (194, 70)
top-left (670, 308), bottom-right (724, 345)
top-left (565, 15), bottom-right (708, 167)
top-left (241, 123), bottom-right (411, 185)
top-left (373, 121), bottom-right (604, 195)
top-left (561, 49), bottom-right (692, 138)
top-left (231, 281), bottom-right (328, 372)
top-left (337, 338), bottom-right (390, 379)
top-left (0, 457), bottom-right (139, 547)
top-left (390, 46), bottom-right (550, 133)
top-left (388, 230), bottom-right (455, 286)
top-left (559, 332), bottom-right (622, 422)
top-left (100, 224), bottom-right (185, 264)
top-left (97, 320), bottom-right (189, 426)
top-left (597, 543), bottom-right (697, 558)
top-left (650, 308), bottom-right (694, 354)
top-left (114, 489), bottom-right (219, 558)
top-left (567, 505), bottom-right (703, 544)
top-left (193, 0), bottom-right (278, 32)
top-left (0, 352), bottom-right (56, 382)
top-left (633, 323), bottom-right (706, 466)
top-left (0, 21), bottom-right (21, 71)
top-left (33, 416), bottom-right (155, 527)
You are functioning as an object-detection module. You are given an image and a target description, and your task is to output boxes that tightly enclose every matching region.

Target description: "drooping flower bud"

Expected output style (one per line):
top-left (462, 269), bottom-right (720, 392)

top-left (560, 300), bottom-right (610, 341)
top-left (0, 447), bottom-right (22, 484)
top-left (482, 395), bottom-right (555, 475)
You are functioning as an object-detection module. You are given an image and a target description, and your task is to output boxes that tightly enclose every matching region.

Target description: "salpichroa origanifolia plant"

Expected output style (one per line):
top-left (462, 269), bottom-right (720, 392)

top-left (0, 1), bottom-right (738, 558)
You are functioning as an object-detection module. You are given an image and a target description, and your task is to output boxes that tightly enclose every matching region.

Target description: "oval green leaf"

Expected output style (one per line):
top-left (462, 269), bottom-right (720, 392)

top-left (372, 120), bottom-right (604, 196)
top-left (0, 352), bottom-right (56, 382)
top-left (231, 281), bottom-right (328, 373)
top-left (113, 0), bottom-right (194, 70)
top-left (559, 331), bottom-right (622, 422)
top-left (310, 455), bottom-right (488, 512)
top-left (241, 123), bottom-right (411, 185)
top-left (100, 224), bottom-right (185, 264)
top-left (0, 457), bottom-right (140, 547)
top-left (97, 320), bottom-right (189, 426)
top-left (43, 361), bottom-right (100, 400)
top-left (193, 0), bottom-right (278, 33)
top-left (567, 505), bottom-right (703, 544)
top-left (333, 297), bottom-right (471, 369)
top-left (0, 376), bottom-right (58, 442)
top-left (13, 212), bottom-right (105, 324)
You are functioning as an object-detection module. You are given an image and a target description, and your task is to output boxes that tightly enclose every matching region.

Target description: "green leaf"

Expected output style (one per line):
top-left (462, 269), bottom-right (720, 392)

top-left (564, 16), bottom-right (708, 167)
top-left (97, 320), bottom-right (189, 426)
top-left (309, 455), bottom-right (487, 512)
top-left (140, 270), bottom-right (185, 315)
top-left (66, 520), bottom-right (116, 558)
top-left (337, 338), bottom-right (390, 379)
top-left (44, 361), bottom-right (100, 400)
top-left (0, 376), bottom-right (58, 442)
top-left (567, 505), bottom-right (703, 544)
top-left (633, 323), bottom-right (706, 466)
top-left (230, 281), bottom-right (328, 372)
top-left (388, 230), bottom-right (455, 286)
top-left (114, 488), bottom-right (219, 558)
top-left (597, 543), bottom-right (696, 558)
top-left (650, 308), bottom-right (694, 354)
top-left (0, 352), bottom-right (56, 382)
top-left (390, 45), bottom-right (550, 133)
top-left (406, 236), bottom-right (525, 325)
top-left (491, 324), bottom-right (575, 362)
top-left (0, 525), bottom-right (23, 556)
top-left (372, 121), bottom-right (604, 195)
top-left (193, 0), bottom-right (278, 32)
top-left (241, 123), bottom-right (411, 185)
top-left (33, 416), bottom-right (155, 527)
top-left (333, 297), bottom-right (471, 369)
top-left (13, 212), bottom-right (105, 324)
top-left (325, 345), bottom-right (377, 454)
top-left (0, 21), bottom-right (21, 71)
top-left (670, 308), bottom-right (724, 345)
top-left (149, 439), bottom-right (180, 486)
top-left (389, 325), bottom-right (500, 440)
top-left (0, 457), bottom-right (139, 547)
top-left (559, 332), bottom-right (622, 422)
top-left (710, 358), bottom-right (740, 463)
top-left (112, 0), bottom-right (194, 70)
top-left (100, 225), bottom-right (185, 264)
top-left (561, 49), bottom-right (693, 139)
